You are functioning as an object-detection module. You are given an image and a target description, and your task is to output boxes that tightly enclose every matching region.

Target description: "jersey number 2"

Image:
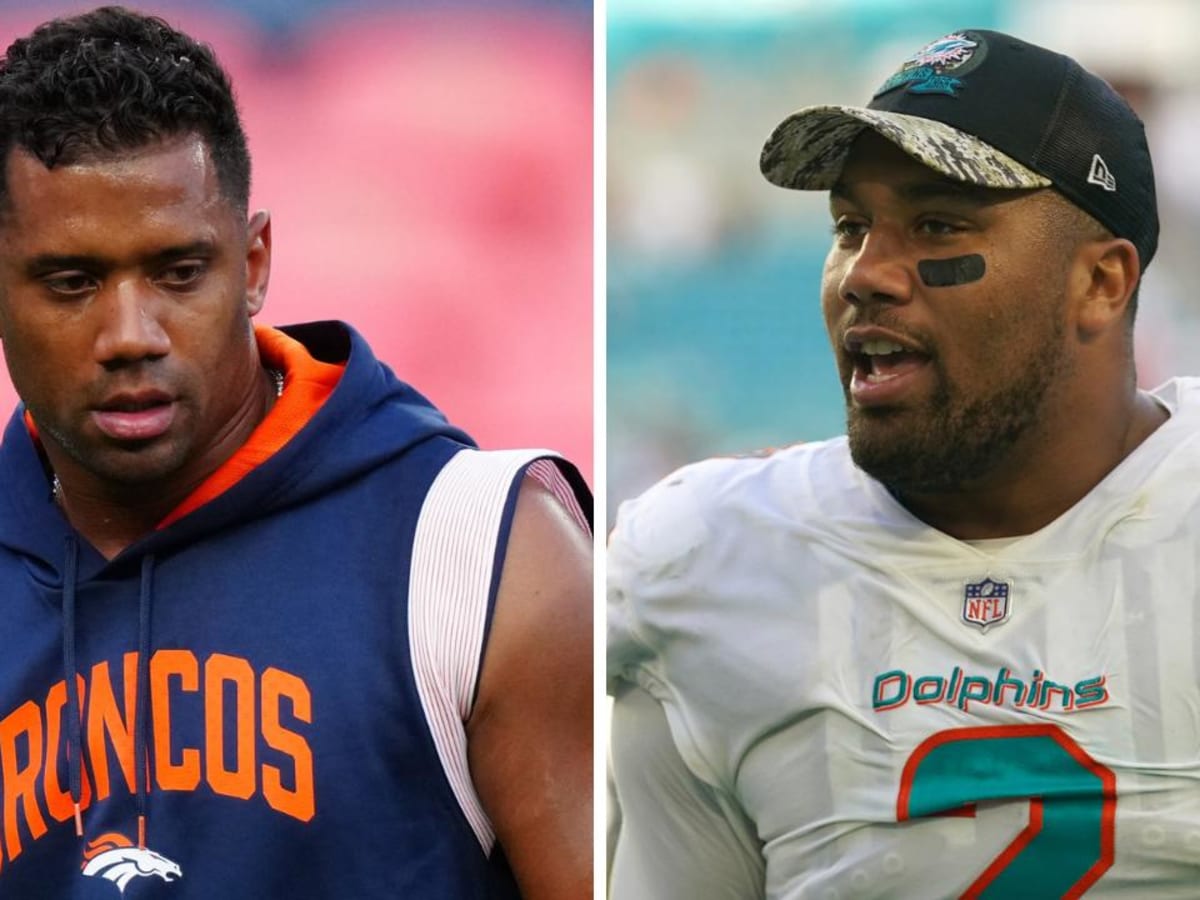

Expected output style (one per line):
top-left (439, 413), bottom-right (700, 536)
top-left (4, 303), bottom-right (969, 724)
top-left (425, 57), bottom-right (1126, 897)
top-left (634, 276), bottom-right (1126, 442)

top-left (897, 724), bottom-right (1115, 898)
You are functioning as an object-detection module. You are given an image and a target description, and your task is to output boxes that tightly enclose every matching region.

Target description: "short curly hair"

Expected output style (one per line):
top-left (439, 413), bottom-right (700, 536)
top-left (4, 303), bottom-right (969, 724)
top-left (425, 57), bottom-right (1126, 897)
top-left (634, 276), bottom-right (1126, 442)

top-left (0, 5), bottom-right (250, 210)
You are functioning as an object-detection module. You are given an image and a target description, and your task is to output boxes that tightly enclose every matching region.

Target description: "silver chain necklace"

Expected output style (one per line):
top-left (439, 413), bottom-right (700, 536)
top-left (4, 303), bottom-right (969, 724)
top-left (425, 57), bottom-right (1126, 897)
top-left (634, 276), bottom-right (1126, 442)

top-left (51, 368), bottom-right (285, 504)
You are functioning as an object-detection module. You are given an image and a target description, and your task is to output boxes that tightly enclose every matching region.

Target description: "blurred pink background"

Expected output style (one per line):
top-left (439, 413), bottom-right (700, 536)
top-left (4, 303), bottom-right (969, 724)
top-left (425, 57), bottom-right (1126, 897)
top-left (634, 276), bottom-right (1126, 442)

top-left (0, 2), bottom-right (593, 480)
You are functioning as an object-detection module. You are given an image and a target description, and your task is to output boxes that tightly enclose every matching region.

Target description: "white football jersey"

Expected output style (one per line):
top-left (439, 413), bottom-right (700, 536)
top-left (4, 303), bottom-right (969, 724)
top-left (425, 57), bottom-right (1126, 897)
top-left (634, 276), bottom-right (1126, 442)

top-left (608, 378), bottom-right (1200, 899)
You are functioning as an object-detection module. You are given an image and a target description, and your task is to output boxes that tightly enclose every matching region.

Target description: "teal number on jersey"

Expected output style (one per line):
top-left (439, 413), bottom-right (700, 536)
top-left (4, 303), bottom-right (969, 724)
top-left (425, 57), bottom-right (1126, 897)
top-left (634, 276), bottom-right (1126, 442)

top-left (898, 724), bottom-right (1115, 899)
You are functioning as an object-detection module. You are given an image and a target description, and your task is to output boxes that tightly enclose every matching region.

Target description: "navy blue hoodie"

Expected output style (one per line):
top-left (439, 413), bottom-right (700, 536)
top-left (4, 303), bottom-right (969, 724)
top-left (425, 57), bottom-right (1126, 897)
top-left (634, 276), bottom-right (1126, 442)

top-left (0, 321), bottom-right (582, 898)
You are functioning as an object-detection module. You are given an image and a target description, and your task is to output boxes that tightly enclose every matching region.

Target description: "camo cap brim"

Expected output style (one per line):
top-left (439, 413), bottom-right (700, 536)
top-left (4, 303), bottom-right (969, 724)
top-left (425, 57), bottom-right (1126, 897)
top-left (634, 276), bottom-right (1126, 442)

top-left (760, 106), bottom-right (1052, 192)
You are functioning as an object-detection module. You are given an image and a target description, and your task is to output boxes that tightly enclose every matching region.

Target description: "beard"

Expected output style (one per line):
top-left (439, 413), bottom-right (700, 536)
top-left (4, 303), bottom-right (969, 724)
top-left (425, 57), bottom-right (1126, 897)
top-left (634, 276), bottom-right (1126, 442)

top-left (846, 315), bottom-right (1069, 496)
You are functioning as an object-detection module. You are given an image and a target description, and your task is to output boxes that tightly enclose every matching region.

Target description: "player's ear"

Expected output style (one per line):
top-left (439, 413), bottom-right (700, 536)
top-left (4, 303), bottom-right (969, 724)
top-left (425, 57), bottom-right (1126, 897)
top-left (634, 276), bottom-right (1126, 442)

top-left (245, 210), bottom-right (271, 317)
top-left (1072, 237), bottom-right (1138, 340)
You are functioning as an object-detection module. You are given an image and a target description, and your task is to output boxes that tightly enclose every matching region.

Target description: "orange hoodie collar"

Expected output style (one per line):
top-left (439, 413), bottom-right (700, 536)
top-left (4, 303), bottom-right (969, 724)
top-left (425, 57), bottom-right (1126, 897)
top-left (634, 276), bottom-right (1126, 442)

top-left (25, 325), bottom-right (345, 529)
top-left (157, 325), bottom-right (344, 527)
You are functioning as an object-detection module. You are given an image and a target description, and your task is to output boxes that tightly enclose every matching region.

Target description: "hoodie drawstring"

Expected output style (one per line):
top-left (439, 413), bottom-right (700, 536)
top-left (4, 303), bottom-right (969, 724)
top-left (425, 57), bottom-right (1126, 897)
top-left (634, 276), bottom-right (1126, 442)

top-left (60, 541), bottom-right (157, 849)
top-left (134, 554), bottom-right (154, 849)
top-left (61, 536), bottom-right (83, 837)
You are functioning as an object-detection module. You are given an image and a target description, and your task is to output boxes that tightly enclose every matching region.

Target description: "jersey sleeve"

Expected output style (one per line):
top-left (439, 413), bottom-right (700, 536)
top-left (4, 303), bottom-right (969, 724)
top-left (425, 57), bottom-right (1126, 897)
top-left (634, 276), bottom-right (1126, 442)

top-left (607, 459), bottom-right (721, 694)
top-left (608, 683), bottom-right (765, 900)
top-left (608, 456), bottom-right (754, 791)
top-left (608, 458), bottom-right (773, 895)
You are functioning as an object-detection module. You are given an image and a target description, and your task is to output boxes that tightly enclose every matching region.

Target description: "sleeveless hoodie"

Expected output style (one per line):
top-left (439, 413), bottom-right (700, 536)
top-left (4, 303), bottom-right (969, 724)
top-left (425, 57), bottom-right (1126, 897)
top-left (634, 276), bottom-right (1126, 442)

top-left (0, 320), bottom-right (590, 899)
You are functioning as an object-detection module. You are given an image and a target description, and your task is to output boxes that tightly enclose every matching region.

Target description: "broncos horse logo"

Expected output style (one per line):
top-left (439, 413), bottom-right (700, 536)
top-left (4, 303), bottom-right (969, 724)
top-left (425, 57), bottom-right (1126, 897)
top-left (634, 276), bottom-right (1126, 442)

top-left (81, 833), bottom-right (182, 895)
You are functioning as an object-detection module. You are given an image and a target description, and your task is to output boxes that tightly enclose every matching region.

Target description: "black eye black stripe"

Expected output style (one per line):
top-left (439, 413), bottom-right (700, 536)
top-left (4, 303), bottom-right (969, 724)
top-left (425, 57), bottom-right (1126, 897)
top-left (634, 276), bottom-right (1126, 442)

top-left (918, 254), bottom-right (986, 287)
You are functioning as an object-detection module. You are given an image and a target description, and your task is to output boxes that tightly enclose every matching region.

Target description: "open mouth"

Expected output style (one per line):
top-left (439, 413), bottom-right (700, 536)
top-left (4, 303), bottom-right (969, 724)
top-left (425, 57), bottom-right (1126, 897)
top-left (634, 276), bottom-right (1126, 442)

top-left (846, 339), bottom-right (931, 406)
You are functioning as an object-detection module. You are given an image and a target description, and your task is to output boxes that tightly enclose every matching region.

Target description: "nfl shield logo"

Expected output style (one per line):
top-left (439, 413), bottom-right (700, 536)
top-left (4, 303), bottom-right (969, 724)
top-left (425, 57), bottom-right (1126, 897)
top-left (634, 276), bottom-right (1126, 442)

top-left (962, 578), bottom-right (1011, 631)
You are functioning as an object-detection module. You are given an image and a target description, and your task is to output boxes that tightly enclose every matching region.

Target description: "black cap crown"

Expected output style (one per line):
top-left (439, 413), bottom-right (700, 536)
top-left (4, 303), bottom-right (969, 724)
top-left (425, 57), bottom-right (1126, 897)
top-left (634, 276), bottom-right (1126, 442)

top-left (762, 30), bottom-right (1159, 269)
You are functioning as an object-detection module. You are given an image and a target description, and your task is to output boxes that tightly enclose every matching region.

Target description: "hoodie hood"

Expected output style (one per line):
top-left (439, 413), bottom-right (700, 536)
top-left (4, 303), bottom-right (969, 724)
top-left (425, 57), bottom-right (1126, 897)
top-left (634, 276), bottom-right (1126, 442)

top-left (0, 320), bottom-right (474, 579)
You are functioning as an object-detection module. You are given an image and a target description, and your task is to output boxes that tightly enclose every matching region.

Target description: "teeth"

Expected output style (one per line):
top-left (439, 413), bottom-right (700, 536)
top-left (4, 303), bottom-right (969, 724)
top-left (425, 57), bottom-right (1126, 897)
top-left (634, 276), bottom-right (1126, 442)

top-left (861, 340), bottom-right (906, 356)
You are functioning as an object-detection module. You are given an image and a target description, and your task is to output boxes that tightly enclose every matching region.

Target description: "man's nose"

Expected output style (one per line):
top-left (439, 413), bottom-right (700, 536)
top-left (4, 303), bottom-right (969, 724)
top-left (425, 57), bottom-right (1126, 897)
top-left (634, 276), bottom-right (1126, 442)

top-left (835, 226), bottom-right (915, 308)
top-left (92, 278), bottom-right (171, 367)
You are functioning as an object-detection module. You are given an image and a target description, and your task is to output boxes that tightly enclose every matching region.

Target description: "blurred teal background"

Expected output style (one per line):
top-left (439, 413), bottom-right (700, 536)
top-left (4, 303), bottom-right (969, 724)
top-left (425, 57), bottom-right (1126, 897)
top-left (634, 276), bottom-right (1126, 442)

top-left (608, 0), bottom-right (1200, 519)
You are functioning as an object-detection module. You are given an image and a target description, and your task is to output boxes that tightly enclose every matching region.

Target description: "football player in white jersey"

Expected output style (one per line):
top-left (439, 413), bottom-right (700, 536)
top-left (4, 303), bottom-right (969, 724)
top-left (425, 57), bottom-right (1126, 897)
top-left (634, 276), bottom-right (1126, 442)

top-left (608, 29), bottom-right (1200, 899)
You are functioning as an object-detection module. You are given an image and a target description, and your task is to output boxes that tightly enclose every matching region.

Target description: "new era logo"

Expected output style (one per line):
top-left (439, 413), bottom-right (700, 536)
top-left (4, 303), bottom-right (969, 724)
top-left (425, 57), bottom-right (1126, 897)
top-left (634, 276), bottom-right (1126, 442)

top-left (1087, 154), bottom-right (1117, 192)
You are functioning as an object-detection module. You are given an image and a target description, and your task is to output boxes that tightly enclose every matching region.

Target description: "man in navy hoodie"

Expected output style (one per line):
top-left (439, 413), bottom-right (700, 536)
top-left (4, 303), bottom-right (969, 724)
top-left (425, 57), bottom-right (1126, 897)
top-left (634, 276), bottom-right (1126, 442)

top-left (0, 6), bottom-right (592, 899)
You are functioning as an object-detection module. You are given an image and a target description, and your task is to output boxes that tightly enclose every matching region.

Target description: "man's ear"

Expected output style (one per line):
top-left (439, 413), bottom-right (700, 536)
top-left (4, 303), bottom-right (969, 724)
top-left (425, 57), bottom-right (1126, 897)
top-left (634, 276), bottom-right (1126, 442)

top-left (245, 210), bottom-right (271, 317)
top-left (1072, 237), bottom-right (1139, 340)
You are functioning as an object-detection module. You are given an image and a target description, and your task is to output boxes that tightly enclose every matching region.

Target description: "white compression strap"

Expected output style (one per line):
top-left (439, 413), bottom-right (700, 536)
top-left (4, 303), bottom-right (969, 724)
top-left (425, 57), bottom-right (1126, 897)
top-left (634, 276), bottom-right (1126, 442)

top-left (408, 447), bottom-right (578, 852)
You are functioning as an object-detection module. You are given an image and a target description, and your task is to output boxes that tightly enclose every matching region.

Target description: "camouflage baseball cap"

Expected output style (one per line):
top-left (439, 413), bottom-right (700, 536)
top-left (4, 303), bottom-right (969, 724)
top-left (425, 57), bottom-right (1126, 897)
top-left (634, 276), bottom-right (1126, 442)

top-left (760, 29), bottom-right (1159, 269)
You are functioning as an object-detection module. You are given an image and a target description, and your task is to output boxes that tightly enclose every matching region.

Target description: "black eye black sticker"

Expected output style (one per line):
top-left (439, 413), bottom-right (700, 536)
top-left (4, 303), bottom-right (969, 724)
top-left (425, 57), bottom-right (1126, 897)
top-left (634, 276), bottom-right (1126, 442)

top-left (918, 254), bottom-right (986, 287)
